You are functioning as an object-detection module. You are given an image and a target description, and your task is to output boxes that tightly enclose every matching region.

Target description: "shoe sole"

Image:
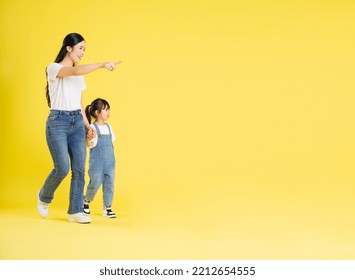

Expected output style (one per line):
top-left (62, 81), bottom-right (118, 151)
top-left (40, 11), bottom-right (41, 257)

top-left (68, 218), bottom-right (91, 223)
top-left (103, 215), bottom-right (116, 218)
top-left (68, 214), bottom-right (92, 223)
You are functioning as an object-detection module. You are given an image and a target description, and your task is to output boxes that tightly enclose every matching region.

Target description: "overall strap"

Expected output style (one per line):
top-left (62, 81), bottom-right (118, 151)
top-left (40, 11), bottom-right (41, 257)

top-left (92, 122), bottom-right (101, 137)
top-left (106, 123), bottom-right (112, 136)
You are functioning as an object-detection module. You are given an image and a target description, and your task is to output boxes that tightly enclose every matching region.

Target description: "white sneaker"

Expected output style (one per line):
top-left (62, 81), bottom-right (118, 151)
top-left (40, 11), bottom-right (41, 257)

top-left (37, 192), bottom-right (49, 218)
top-left (68, 212), bottom-right (92, 223)
top-left (102, 207), bottom-right (116, 218)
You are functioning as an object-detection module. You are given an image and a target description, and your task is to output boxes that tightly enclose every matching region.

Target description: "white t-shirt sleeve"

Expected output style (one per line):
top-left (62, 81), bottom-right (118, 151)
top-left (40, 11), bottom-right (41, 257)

top-left (47, 63), bottom-right (62, 81)
top-left (108, 124), bottom-right (116, 142)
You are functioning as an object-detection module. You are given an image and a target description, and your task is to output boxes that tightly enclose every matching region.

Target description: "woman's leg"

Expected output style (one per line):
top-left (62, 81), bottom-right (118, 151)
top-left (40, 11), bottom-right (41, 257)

top-left (67, 113), bottom-right (86, 214)
top-left (39, 112), bottom-right (70, 203)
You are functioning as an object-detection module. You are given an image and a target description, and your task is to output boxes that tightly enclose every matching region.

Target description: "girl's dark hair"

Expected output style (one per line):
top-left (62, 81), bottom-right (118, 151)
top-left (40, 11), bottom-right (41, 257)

top-left (85, 98), bottom-right (110, 124)
top-left (45, 33), bottom-right (85, 107)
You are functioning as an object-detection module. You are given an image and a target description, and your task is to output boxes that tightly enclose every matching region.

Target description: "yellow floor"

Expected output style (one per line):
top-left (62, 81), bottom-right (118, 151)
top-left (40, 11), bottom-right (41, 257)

top-left (1, 184), bottom-right (355, 260)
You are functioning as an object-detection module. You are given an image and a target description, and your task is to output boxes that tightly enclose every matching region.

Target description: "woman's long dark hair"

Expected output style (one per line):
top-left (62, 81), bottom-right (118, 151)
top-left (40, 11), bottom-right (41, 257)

top-left (85, 98), bottom-right (110, 124)
top-left (45, 33), bottom-right (85, 107)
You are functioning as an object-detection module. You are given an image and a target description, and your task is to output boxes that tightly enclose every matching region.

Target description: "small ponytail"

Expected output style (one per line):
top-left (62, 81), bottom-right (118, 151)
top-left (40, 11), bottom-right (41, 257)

top-left (85, 104), bottom-right (92, 124)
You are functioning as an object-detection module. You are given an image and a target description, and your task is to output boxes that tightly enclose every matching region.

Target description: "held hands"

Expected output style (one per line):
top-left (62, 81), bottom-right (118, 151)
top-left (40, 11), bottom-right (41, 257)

top-left (86, 129), bottom-right (97, 140)
top-left (103, 61), bottom-right (122, 71)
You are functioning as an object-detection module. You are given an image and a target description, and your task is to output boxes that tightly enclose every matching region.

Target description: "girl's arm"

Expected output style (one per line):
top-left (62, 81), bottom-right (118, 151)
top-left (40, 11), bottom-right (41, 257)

top-left (86, 138), bottom-right (91, 147)
top-left (58, 62), bottom-right (121, 77)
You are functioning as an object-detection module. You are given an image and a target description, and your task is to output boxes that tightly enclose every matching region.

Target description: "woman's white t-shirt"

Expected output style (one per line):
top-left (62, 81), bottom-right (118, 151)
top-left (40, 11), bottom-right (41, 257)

top-left (47, 63), bottom-right (86, 110)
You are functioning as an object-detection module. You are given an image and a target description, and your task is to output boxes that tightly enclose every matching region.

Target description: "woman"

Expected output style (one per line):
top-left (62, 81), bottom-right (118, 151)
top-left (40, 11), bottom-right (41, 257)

top-left (37, 33), bottom-right (120, 223)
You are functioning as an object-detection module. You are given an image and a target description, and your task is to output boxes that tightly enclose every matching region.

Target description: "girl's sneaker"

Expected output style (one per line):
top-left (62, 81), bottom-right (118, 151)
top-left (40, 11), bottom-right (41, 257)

top-left (83, 201), bottom-right (90, 215)
top-left (103, 206), bottom-right (116, 218)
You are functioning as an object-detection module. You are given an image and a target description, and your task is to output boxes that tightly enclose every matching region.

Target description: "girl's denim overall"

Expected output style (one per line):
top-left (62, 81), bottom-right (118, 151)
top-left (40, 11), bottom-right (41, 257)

top-left (39, 109), bottom-right (86, 214)
top-left (85, 122), bottom-right (115, 207)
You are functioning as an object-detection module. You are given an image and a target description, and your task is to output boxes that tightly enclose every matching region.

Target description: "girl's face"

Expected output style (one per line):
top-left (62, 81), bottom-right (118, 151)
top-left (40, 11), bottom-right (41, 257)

top-left (67, 41), bottom-right (86, 64)
top-left (96, 107), bottom-right (110, 121)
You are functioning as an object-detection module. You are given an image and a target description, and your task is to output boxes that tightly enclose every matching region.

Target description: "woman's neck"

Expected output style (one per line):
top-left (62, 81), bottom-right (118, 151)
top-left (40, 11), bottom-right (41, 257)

top-left (60, 55), bottom-right (74, 67)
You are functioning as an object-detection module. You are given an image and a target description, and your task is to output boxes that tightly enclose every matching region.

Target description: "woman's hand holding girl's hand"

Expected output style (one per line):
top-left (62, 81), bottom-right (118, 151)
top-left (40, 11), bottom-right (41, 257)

top-left (103, 61), bottom-right (122, 71)
top-left (86, 128), bottom-right (96, 140)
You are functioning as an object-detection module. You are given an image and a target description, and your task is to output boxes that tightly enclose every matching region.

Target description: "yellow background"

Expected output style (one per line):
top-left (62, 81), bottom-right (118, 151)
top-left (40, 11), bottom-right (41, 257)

top-left (1, 0), bottom-right (355, 259)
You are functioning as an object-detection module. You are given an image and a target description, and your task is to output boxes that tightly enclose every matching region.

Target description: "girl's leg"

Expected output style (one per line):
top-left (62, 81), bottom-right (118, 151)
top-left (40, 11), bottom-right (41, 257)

top-left (102, 164), bottom-right (115, 207)
top-left (85, 163), bottom-right (104, 202)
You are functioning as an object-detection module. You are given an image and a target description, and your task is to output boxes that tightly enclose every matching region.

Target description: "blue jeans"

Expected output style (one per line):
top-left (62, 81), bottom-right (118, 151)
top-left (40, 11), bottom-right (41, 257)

top-left (39, 110), bottom-right (86, 214)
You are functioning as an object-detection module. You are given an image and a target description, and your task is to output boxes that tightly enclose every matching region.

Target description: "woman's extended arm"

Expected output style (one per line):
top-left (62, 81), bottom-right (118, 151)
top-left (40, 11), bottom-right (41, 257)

top-left (58, 61), bottom-right (121, 77)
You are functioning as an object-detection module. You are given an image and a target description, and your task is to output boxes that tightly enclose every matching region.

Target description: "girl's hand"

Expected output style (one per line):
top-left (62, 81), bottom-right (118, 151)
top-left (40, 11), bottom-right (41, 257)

top-left (103, 61), bottom-right (122, 71)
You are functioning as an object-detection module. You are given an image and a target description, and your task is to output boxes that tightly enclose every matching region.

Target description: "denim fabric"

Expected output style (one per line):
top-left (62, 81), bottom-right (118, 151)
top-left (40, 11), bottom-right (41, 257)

top-left (39, 110), bottom-right (86, 214)
top-left (85, 122), bottom-right (115, 207)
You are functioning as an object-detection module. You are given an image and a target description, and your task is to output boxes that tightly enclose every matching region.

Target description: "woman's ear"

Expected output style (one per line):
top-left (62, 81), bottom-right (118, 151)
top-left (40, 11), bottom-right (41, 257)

top-left (66, 46), bottom-right (72, 52)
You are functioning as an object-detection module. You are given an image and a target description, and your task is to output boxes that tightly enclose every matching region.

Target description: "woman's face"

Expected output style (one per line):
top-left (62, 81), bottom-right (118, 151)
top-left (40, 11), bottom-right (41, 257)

top-left (68, 41), bottom-right (86, 63)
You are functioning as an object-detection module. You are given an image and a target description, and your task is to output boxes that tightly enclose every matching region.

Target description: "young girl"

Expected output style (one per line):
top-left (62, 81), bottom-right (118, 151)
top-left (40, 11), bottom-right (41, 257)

top-left (37, 33), bottom-right (121, 224)
top-left (83, 98), bottom-right (117, 218)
